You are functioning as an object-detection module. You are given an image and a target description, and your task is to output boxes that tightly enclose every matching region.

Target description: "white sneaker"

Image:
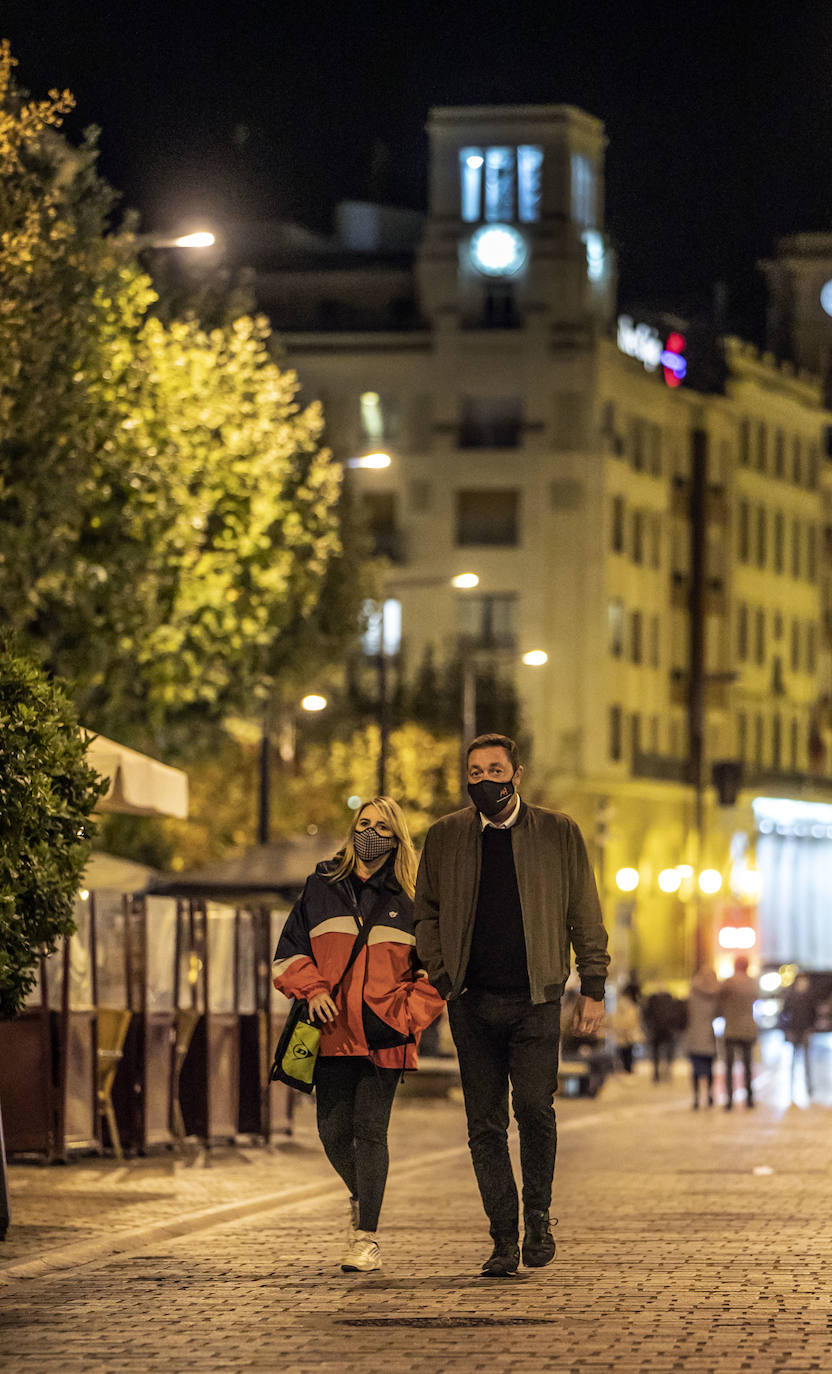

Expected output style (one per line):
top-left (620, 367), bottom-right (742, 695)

top-left (346, 1195), bottom-right (359, 1243)
top-left (341, 1230), bottom-right (381, 1273)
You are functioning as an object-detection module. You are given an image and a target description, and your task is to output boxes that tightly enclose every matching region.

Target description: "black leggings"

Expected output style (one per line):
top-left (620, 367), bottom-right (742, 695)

top-left (315, 1056), bottom-right (400, 1232)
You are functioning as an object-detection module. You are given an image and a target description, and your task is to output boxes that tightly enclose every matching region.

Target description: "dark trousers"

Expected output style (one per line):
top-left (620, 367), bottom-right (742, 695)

top-left (724, 1038), bottom-right (754, 1103)
top-left (315, 1057), bottom-right (399, 1231)
top-left (689, 1053), bottom-right (714, 1103)
top-left (649, 1036), bottom-right (674, 1082)
top-left (447, 989), bottom-right (561, 1243)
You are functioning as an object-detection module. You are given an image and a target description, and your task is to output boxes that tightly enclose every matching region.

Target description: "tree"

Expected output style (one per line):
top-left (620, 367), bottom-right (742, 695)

top-left (0, 639), bottom-right (106, 1018)
top-left (0, 43), bottom-right (360, 747)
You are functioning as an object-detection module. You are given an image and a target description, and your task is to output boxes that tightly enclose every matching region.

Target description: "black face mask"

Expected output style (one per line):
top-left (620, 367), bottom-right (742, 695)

top-left (467, 777), bottom-right (515, 819)
top-left (353, 826), bottom-right (397, 863)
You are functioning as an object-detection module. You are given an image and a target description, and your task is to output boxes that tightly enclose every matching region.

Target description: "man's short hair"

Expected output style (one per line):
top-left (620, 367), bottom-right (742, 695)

top-left (466, 733), bottom-right (520, 771)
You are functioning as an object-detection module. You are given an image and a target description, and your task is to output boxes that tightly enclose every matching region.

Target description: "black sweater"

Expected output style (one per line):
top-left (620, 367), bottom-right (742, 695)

top-left (465, 826), bottom-right (530, 994)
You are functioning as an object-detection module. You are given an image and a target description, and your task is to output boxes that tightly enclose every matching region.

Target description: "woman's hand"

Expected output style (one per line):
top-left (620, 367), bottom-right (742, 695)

top-left (308, 991), bottom-right (338, 1023)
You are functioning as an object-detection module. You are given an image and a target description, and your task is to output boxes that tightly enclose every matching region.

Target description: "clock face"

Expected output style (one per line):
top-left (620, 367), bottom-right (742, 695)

top-left (821, 280), bottom-right (832, 318)
top-left (469, 224), bottom-right (527, 277)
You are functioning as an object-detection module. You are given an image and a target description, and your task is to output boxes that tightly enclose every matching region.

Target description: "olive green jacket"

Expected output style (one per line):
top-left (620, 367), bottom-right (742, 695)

top-left (414, 801), bottom-right (609, 1004)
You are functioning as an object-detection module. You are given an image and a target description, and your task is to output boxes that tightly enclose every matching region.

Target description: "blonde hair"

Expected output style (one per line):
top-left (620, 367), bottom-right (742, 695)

top-left (329, 796), bottom-right (418, 899)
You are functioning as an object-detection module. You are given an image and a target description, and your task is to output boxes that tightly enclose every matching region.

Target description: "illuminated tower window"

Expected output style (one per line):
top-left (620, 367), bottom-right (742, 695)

top-left (571, 153), bottom-right (595, 228)
top-left (517, 145), bottom-right (543, 222)
top-left (460, 148), bottom-right (484, 222)
top-left (459, 146), bottom-right (544, 224)
top-left (484, 147), bottom-right (514, 221)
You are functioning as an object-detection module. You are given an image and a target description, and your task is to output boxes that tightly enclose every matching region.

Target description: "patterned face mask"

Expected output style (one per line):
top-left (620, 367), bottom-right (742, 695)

top-left (353, 826), bottom-right (397, 862)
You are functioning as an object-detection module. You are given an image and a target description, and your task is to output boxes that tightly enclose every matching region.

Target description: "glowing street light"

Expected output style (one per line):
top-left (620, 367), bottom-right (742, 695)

top-left (698, 868), bottom-right (723, 895)
top-left (347, 452), bottom-right (392, 469)
top-left (615, 867), bottom-right (640, 893)
top-left (658, 868), bottom-right (682, 894)
top-left (301, 694), bottom-right (327, 712)
top-left (451, 572), bottom-right (480, 589)
top-left (172, 231), bottom-right (216, 249)
top-left (521, 649), bottom-right (548, 666)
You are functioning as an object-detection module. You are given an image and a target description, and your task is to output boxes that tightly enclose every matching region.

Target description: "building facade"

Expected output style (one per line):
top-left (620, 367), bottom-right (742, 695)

top-left (256, 104), bottom-right (832, 982)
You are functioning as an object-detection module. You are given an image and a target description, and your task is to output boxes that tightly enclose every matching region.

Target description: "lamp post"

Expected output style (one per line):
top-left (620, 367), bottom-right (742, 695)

top-left (374, 573), bottom-right (480, 794)
top-left (257, 692), bottom-right (327, 845)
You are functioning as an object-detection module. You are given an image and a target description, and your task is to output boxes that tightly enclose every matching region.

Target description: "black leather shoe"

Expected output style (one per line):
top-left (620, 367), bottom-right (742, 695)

top-left (481, 1239), bottom-right (520, 1277)
top-left (522, 1210), bottom-right (556, 1267)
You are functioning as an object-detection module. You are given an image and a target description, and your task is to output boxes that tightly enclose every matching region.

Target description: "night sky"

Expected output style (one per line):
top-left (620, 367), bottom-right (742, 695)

top-left (5, 2), bottom-right (832, 336)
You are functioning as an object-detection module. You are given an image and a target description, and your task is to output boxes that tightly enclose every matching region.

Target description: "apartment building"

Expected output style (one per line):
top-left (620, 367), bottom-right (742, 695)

top-left (255, 104), bottom-right (832, 979)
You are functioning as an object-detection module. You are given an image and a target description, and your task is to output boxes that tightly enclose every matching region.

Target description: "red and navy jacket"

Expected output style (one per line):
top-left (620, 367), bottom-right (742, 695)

top-left (272, 855), bottom-right (444, 1070)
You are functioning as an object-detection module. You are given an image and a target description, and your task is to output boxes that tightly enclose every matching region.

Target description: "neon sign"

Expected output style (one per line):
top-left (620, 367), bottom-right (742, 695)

top-left (617, 315), bottom-right (687, 388)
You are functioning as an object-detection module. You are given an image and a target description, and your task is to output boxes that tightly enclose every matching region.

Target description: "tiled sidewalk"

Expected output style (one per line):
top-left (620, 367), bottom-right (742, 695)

top-left (2, 1047), bottom-right (832, 1372)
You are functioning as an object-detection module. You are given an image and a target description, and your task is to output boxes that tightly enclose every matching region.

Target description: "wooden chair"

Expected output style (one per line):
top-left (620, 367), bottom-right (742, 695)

top-left (96, 1008), bottom-right (132, 1160)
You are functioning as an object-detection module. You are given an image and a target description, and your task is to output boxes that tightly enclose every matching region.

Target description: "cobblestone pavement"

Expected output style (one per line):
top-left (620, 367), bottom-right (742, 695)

top-left (2, 1037), bottom-right (832, 1372)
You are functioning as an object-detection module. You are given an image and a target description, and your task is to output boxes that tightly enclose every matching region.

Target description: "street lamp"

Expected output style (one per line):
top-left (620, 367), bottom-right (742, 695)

top-left (133, 229), bottom-right (217, 251)
top-left (258, 691), bottom-right (328, 844)
top-left (347, 453), bottom-right (392, 469)
top-left (375, 573), bottom-right (480, 794)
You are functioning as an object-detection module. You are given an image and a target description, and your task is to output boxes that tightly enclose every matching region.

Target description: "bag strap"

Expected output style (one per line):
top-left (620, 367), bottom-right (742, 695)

top-left (330, 883), bottom-right (395, 1000)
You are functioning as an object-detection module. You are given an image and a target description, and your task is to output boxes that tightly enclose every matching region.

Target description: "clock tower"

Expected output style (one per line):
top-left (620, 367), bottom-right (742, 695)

top-left (760, 232), bottom-right (832, 383)
top-left (416, 105), bottom-right (615, 337)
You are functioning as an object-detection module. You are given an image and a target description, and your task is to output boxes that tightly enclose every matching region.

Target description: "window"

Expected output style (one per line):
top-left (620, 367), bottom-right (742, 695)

top-left (774, 611), bottom-right (783, 640)
top-left (631, 418), bottom-right (645, 472)
top-left (808, 443), bottom-right (819, 489)
top-left (755, 714), bottom-right (764, 768)
top-left (362, 598), bottom-right (402, 656)
top-left (459, 395), bottom-right (522, 448)
top-left (739, 418), bottom-right (751, 467)
top-left (632, 510), bottom-right (644, 564)
top-left (808, 624), bottom-right (817, 674)
top-left (737, 603), bottom-right (748, 661)
top-left (359, 390), bottom-right (399, 445)
top-left (808, 524), bottom-right (817, 582)
top-left (772, 713), bottom-right (782, 771)
top-left (755, 607), bottom-right (766, 665)
top-left (608, 600), bottom-right (625, 657)
top-left (648, 424), bottom-right (662, 476)
top-left (737, 711), bottom-right (747, 760)
top-left (571, 153), bottom-right (595, 227)
top-left (738, 501), bottom-right (750, 562)
top-left (792, 436), bottom-right (802, 484)
top-left (650, 615), bottom-right (660, 668)
top-left (650, 514), bottom-right (661, 569)
top-left (792, 518), bottom-right (801, 579)
top-left (456, 593), bottom-right (517, 649)
top-left (774, 428), bottom-right (785, 478)
top-left (790, 717), bottom-right (799, 770)
top-left (756, 506), bottom-right (767, 569)
top-left (363, 492), bottom-right (402, 561)
top-left (459, 145), bottom-right (543, 224)
top-left (609, 705), bottom-right (623, 762)
top-left (611, 496), bottom-right (625, 553)
top-left (456, 489), bottom-right (519, 546)
top-left (756, 422), bottom-right (767, 473)
top-left (790, 619), bottom-right (800, 672)
top-left (773, 511), bottom-right (784, 573)
top-left (631, 610), bottom-right (643, 664)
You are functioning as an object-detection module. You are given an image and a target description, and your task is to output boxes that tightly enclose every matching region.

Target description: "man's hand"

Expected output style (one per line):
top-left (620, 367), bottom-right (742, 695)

top-left (571, 995), bottom-right (605, 1036)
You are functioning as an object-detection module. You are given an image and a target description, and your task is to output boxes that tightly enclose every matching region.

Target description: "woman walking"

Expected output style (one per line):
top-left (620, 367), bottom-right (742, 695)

top-left (685, 967), bottom-right (719, 1108)
top-left (272, 797), bottom-right (443, 1273)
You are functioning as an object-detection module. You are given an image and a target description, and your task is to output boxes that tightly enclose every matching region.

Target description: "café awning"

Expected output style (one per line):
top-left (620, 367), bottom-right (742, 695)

top-left (83, 732), bottom-right (189, 820)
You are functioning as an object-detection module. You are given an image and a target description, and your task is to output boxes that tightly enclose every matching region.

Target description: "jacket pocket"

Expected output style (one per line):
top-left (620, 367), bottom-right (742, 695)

top-left (362, 1001), bottom-right (414, 1051)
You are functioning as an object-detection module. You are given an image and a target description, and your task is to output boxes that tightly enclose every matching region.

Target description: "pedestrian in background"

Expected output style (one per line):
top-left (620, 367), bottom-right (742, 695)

top-left (414, 733), bottom-right (608, 1278)
top-left (272, 797), bottom-right (443, 1273)
top-left (719, 954), bottom-right (758, 1109)
top-left (608, 981), bottom-right (642, 1073)
top-left (780, 974), bottom-right (815, 1100)
top-left (684, 968), bottom-right (719, 1108)
top-left (642, 988), bottom-right (679, 1083)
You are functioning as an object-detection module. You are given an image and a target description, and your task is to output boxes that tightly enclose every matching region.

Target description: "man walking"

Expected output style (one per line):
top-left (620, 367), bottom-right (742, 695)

top-left (719, 954), bottom-right (758, 1109)
top-left (414, 733), bottom-right (608, 1277)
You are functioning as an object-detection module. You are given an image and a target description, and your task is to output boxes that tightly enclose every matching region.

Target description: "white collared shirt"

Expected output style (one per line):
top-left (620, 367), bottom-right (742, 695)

top-left (479, 793), bottom-right (521, 830)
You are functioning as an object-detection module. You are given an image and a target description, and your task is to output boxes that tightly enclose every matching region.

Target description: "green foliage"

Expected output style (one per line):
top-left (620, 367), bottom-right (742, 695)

top-left (0, 639), bottom-right (106, 1017)
top-left (0, 44), bottom-right (359, 745)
